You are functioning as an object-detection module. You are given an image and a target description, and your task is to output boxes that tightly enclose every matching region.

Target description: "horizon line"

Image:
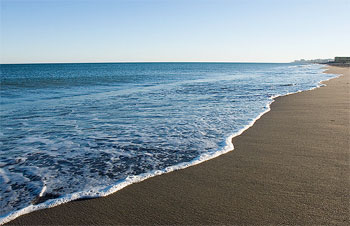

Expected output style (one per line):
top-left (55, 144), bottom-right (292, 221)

top-left (1, 61), bottom-right (293, 65)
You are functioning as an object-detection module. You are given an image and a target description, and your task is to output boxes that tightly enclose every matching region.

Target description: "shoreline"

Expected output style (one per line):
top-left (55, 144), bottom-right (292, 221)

top-left (4, 66), bottom-right (350, 225)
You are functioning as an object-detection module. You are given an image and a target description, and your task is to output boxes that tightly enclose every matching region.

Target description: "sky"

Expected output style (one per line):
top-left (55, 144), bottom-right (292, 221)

top-left (1, 0), bottom-right (349, 64)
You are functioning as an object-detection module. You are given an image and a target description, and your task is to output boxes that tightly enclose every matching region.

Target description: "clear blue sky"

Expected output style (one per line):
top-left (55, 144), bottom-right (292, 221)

top-left (1, 0), bottom-right (349, 63)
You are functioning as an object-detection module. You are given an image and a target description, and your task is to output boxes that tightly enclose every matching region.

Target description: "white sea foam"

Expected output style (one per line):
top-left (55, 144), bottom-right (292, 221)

top-left (38, 185), bottom-right (47, 198)
top-left (0, 68), bottom-right (340, 225)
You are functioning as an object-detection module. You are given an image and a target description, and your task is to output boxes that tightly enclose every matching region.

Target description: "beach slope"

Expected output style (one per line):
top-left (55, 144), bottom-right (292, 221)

top-left (7, 66), bottom-right (349, 225)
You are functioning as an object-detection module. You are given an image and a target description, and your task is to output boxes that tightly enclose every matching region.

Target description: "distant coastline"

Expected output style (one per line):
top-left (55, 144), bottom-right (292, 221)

top-left (292, 57), bottom-right (350, 67)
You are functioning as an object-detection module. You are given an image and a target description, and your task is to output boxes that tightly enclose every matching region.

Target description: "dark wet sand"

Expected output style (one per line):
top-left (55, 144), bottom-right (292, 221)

top-left (7, 66), bottom-right (349, 225)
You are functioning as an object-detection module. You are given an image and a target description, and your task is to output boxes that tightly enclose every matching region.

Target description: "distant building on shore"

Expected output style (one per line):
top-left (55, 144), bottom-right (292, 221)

top-left (334, 57), bottom-right (350, 64)
top-left (292, 57), bottom-right (350, 67)
top-left (325, 57), bottom-right (350, 67)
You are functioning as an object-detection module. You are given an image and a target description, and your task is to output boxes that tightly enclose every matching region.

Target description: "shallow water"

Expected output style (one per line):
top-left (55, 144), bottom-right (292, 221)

top-left (0, 63), bottom-right (335, 219)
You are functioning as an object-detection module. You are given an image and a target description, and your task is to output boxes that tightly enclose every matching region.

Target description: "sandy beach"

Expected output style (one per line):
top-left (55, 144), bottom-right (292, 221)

top-left (6, 66), bottom-right (349, 225)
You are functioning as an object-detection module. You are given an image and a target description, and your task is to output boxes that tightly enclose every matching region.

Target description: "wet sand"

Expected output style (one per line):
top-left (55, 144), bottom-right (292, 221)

top-left (6, 66), bottom-right (349, 225)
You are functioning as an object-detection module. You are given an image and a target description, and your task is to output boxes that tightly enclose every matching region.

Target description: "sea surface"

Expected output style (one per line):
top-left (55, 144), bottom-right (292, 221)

top-left (0, 63), bottom-right (336, 222)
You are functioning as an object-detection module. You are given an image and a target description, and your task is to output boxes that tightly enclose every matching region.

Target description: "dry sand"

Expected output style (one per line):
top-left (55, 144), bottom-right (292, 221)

top-left (6, 66), bottom-right (349, 225)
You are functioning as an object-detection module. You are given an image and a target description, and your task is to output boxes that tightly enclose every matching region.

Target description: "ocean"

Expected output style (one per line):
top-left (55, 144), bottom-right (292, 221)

top-left (0, 63), bottom-right (337, 223)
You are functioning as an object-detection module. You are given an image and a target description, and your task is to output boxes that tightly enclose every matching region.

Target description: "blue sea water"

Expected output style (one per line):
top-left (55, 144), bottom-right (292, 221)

top-left (0, 63), bottom-right (336, 222)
